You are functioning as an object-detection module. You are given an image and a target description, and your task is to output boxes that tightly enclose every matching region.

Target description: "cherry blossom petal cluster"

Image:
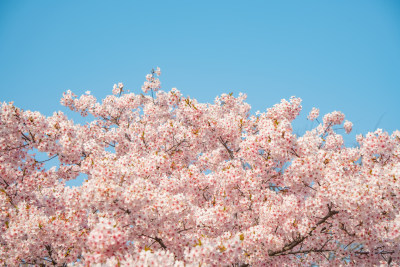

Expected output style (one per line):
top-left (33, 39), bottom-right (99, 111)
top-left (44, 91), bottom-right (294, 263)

top-left (0, 68), bottom-right (399, 266)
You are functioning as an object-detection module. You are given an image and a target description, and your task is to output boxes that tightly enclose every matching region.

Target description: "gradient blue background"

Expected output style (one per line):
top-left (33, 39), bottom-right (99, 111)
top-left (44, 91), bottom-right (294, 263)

top-left (1, 1), bottom-right (399, 186)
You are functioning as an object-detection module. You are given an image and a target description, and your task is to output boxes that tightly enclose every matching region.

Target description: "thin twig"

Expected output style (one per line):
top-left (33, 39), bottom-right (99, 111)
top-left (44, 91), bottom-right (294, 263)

top-left (35, 154), bottom-right (58, 164)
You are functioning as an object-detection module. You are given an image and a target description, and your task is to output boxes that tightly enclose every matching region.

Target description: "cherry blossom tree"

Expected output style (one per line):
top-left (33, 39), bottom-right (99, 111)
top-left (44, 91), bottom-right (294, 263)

top-left (0, 68), bottom-right (399, 266)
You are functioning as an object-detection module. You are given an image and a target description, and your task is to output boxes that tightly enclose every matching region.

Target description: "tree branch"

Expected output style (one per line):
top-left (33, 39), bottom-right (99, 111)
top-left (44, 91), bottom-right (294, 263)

top-left (140, 234), bottom-right (167, 249)
top-left (219, 136), bottom-right (234, 159)
top-left (35, 154), bottom-right (58, 164)
top-left (268, 204), bottom-right (339, 256)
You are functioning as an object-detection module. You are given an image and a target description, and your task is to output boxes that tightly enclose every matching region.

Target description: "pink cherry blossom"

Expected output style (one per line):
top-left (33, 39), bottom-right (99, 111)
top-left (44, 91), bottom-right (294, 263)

top-left (323, 110), bottom-right (345, 126)
top-left (0, 68), bottom-right (399, 266)
top-left (344, 120), bottom-right (353, 134)
top-left (307, 107), bottom-right (319, 121)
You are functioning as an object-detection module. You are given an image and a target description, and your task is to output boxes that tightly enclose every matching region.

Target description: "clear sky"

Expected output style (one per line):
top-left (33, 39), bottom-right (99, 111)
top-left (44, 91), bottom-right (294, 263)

top-left (1, 0), bottom-right (399, 185)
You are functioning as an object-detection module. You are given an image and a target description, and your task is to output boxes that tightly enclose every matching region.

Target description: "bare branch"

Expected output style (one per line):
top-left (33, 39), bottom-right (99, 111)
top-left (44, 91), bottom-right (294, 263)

top-left (35, 154), bottom-right (58, 164)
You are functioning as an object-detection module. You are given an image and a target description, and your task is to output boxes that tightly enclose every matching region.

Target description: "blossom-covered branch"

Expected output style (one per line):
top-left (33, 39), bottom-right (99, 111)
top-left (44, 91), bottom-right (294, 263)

top-left (0, 68), bottom-right (399, 266)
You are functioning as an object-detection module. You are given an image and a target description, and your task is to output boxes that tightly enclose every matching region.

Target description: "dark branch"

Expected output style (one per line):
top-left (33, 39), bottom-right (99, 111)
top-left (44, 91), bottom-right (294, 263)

top-left (35, 154), bottom-right (58, 164)
top-left (140, 234), bottom-right (167, 249)
top-left (219, 136), bottom-right (234, 159)
top-left (0, 143), bottom-right (29, 153)
top-left (268, 204), bottom-right (339, 256)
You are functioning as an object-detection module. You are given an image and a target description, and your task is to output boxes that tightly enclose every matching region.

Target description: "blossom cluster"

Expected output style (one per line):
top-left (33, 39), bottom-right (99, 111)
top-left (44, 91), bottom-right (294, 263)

top-left (142, 67), bottom-right (161, 93)
top-left (0, 68), bottom-right (399, 266)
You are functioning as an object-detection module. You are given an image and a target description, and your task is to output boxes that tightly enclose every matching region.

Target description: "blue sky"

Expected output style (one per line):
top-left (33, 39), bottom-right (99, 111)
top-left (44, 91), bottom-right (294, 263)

top-left (1, 1), bottom-right (399, 185)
